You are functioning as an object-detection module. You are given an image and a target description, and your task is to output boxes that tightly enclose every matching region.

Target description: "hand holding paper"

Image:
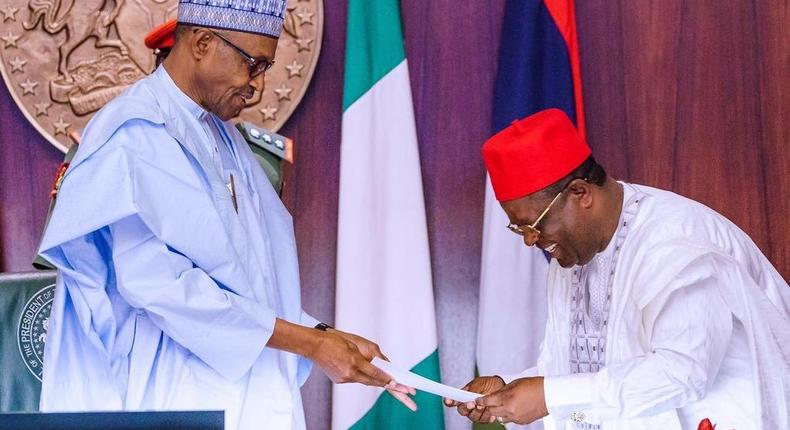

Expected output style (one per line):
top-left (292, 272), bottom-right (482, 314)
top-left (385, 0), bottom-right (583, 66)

top-left (444, 375), bottom-right (507, 424)
top-left (321, 329), bottom-right (418, 410)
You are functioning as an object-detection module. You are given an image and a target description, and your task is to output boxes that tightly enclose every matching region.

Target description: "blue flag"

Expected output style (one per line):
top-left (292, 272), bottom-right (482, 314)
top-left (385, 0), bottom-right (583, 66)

top-left (493, 0), bottom-right (585, 133)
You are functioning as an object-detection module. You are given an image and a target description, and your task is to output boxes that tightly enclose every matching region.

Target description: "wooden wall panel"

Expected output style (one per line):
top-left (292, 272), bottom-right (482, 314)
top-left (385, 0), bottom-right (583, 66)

top-left (575, 1), bottom-right (631, 180)
top-left (619, 1), bottom-right (682, 188)
top-left (754, 0), bottom-right (790, 275)
top-left (672, 1), bottom-right (768, 248)
top-left (576, 1), bottom-right (787, 277)
top-left (0, 81), bottom-right (62, 271)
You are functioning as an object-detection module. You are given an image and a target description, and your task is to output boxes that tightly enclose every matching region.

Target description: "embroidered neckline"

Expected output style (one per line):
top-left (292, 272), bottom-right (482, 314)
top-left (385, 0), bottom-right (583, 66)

top-left (569, 183), bottom-right (645, 374)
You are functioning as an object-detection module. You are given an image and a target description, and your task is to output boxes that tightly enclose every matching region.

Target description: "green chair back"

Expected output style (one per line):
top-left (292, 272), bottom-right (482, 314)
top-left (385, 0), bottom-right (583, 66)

top-left (0, 271), bottom-right (56, 412)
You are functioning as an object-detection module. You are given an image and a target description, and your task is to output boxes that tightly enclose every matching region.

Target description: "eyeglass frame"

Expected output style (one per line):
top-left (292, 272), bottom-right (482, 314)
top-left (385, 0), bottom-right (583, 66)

top-left (209, 30), bottom-right (275, 77)
top-left (506, 170), bottom-right (593, 246)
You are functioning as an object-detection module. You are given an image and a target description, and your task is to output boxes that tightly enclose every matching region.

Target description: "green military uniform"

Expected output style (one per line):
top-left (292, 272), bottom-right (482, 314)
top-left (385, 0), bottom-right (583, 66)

top-left (236, 122), bottom-right (293, 193)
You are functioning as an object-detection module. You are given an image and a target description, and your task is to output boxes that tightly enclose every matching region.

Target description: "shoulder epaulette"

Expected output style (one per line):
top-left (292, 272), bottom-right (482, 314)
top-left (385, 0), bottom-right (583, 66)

top-left (235, 122), bottom-right (294, 163)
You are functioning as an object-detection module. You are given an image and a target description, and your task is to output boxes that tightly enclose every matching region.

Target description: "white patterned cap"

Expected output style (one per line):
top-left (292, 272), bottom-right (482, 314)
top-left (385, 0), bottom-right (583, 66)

top-left (178, 0), bottom-right (287, 38)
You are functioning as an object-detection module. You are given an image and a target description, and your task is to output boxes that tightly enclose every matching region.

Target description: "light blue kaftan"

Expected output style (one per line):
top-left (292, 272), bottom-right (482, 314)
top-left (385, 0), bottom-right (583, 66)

top-left (38, 66), bottom-right (318, 430)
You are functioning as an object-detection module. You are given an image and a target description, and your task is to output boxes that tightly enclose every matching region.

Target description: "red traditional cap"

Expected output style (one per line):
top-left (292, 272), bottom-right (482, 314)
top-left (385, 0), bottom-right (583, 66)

top-left (144, 19), bottom-right (177, 50)
top-left (482, 108), bottom-right (591, 202)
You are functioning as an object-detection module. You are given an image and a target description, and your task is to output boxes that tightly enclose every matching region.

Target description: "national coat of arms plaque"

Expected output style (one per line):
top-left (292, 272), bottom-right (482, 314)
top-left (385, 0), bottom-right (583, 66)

top-left (0, 0), bottom-right (323, 152)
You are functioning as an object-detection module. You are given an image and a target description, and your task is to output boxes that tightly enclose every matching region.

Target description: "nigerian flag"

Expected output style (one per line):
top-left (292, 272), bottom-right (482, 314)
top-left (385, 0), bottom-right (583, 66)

top-left (331, 0), bottom-right (444, 429)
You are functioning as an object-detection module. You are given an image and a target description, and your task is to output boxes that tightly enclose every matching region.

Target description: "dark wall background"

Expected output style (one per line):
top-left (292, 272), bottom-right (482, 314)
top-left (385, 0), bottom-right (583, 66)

top-left (1, 1), bottom-right (787, 429)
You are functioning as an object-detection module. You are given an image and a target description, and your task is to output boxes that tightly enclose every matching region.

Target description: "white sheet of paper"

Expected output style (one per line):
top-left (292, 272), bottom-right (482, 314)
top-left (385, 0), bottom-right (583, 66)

top-left (372, 357), bottom-right (479, 403)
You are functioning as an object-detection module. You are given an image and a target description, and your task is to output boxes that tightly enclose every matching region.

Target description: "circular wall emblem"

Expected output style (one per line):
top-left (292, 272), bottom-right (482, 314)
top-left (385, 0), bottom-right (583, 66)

top-left (0, 0), bottom-right (323, 153)
top-left (16, 284), bottom-right (55, 381)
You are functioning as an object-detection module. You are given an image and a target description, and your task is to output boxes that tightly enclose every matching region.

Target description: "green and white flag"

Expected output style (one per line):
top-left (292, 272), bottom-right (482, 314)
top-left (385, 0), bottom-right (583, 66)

top-left (332, 0), bottom-right (444, 429)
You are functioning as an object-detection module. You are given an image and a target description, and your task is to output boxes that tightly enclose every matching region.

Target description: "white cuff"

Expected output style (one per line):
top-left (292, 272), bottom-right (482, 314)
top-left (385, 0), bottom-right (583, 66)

top-left (544, 373), bottom-right (597, 423)
top-left (499, 367), bottom-right (539, 384)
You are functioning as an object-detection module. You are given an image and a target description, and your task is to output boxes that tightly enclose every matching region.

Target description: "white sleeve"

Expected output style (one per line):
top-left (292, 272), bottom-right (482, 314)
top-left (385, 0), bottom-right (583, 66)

top-left (500, 367), bottom-right (539, 384)
top-left (110, 214), bottom-right (275, 381)
top-left (543, 271), bottom-right (733, 423)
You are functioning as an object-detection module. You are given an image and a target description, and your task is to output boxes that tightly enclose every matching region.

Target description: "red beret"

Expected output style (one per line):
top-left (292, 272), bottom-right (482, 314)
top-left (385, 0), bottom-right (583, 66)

top-left (482, 108), bottom-right (591, 202)
top-left (144, 19), bottom-right (177, 50)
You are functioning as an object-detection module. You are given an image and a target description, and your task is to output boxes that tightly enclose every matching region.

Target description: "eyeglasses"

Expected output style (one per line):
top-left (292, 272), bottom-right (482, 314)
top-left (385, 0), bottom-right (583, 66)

top-left (507, 170), bottom-right (596, 246)
top-left (506, 158), bottom-right (597, 246)
top-left (506, 189), bottom-right (565, 246)
top-left (210, 30), bottom-right (275, 77)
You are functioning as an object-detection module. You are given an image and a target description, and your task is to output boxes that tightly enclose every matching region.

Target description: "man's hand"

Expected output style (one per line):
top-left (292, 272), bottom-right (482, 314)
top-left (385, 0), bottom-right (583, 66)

top-left (443, 376), bottom-right (505, 423)
top-left (474, 377), bottom-right (548, 425)
top-left (311, 329), bottom-right (417, 411)
top-left (329, 328), bottom-right (387, 361)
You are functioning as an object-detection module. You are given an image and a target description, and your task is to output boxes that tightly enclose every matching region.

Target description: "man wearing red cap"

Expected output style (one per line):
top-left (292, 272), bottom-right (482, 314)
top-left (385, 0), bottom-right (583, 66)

top-left (446, 109), bottom-right (789, 429)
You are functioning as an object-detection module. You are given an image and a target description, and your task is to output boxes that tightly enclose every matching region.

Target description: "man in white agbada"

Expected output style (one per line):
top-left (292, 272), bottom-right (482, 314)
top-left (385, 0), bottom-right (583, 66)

top-left (446, 109), bottom-right (790, 429)
top-left (36, 1), bottom-right (417, 428)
